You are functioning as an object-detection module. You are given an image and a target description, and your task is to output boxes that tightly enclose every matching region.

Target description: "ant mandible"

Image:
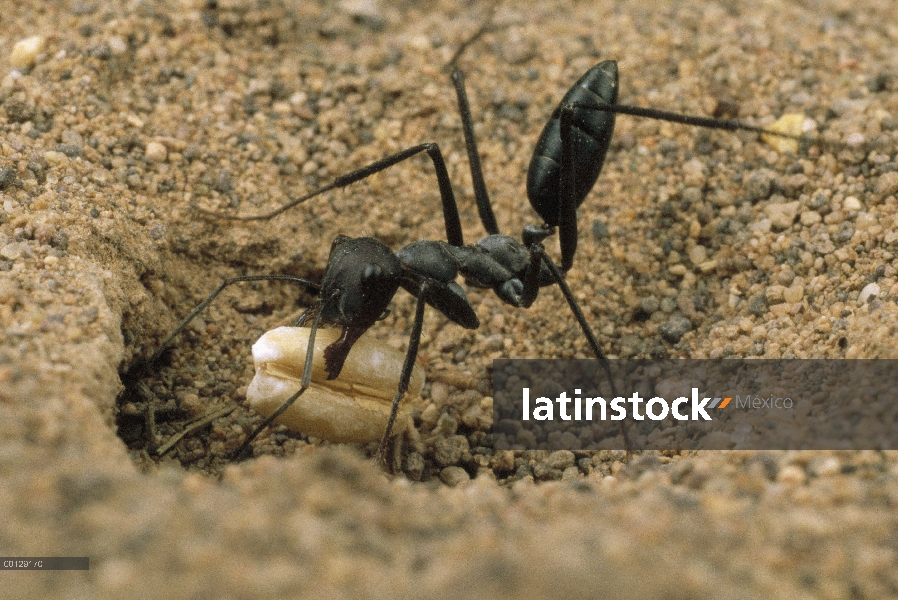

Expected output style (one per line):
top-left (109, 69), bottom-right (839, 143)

top-left (131, 20), bottom-right (799, 466)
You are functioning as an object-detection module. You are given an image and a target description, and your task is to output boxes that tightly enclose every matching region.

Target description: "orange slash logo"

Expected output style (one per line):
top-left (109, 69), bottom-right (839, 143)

top-left (709, 397), bottom-right (731, 409)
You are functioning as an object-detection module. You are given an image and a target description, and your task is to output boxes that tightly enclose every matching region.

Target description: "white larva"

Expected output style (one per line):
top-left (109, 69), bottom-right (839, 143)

top-left (245, 326), bottom-right (425, 443)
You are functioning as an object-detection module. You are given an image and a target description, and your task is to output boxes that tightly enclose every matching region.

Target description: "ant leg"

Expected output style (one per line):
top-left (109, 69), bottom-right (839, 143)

top-left (556, 104), bottom-right (580, 272)
top-left (444, 4), bottom-right (510, 236)
top-left (519, 243), bottom-right (631, 449)
top-left (445, 9), bottom-right (498, 70)
top-left (231, 304), bottom-right (327, 460)
top-left (203, 144), bottom-right (466, 247)
top-left (564, 101), bottom-right (803, 140)
top-left (553, 99), bottom-right (803, 271)
top-left (129, 275), bottom-right (320, 379)
top-left (450, 69), bottom-right (499, 236)
top-left (543, 249), bottom-right (631, 450)
top-left (374, 282), bottom-right (428, 466)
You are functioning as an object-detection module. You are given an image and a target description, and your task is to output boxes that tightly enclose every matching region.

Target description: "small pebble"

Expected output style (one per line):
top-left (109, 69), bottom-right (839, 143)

top-left (532, 463), bottom-right (563, 481)
top-left (56, 144), bottom-right (82, 158)
top-left (0, 243), bottom-right (24, 260)
top-left (10, 35), bottom-right (44, 69)
top-left (760, 113), bottom-right (803, 153)
top-left (813, 457), bottom-right (841, 477)
top-left (800, 211), bottom-right (821, 226)
top-left (698, 260), bottom-right (717, 274)
top-left (765, 200), bottom-right (800, 230)
top-left (843, 196), bottom-right (862, 212)
top-left (546, 450), bottom-right (575, 470)
top-left (404, 452), bottom-right (425, 480)
top-left (439, 466), bottom-right (470, 487)
top-left (0, 167), bottom-right (15, 190)
top-left (639, 296), bottom-right (660, 315)
top-left (669, 264), bottom-right (687, 276)
top-left (561, 466), bottom-right (580, 480)
top-left (783, 285), bottom-right (804, 303)
top-left (433, 435), bottom-right (468, 466)
top-left (748, 294), bottom-right (769, 316)
top-left (659, 317), bottom-right (691, 343)
top-left (0, 279), bottom-right (17, 304)
top-left (688, 245), bottom-right (707, 265)
top-left (145, 141), bottom-right (168, 163)
top-left (845, 132), bottom-right (866, 148)
top-left (776, 268), bottom-right (795, 286)
top-left (858, 282), bottom-right (880, 303)
top-left (688, 220), bottom-right (701, 238)
top-left (776, 465), bottom-right (806, 485)
top-left (875, 171), bottom-right (898, 197)
top-left (766, 285), bottom-right (785, 303)
top-left (591, 219), bottom-right (609, 239)
top-left (108, 37), bottom-right (128, 55)
top-left (745, 170), bottom-right (772, 202)
top-left (61, 130), bottom-right (83, 147)
top-left (430, 382), bottom-right (449, 405)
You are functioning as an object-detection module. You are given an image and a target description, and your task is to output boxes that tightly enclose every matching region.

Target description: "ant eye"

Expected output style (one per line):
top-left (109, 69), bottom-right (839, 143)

top-left (363, 264), bottom-right (383, 280)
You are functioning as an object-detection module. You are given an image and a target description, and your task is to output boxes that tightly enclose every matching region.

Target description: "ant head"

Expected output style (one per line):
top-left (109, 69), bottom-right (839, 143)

top-left (319, 236), bottom-right (402, 330)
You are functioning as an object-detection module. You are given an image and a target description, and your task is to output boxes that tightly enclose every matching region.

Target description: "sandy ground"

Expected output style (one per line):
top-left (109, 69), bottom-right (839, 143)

top-left (1, 0), bottom-right (897, 597)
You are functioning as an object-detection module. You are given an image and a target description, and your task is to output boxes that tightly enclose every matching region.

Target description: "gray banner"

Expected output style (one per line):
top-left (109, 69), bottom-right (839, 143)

top-left (492, 360), bottom-right (898, 450)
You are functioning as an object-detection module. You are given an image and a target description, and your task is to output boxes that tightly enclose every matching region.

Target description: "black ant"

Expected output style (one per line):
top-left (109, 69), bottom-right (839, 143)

top-left (123, 22), bottom-right (799, 467)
